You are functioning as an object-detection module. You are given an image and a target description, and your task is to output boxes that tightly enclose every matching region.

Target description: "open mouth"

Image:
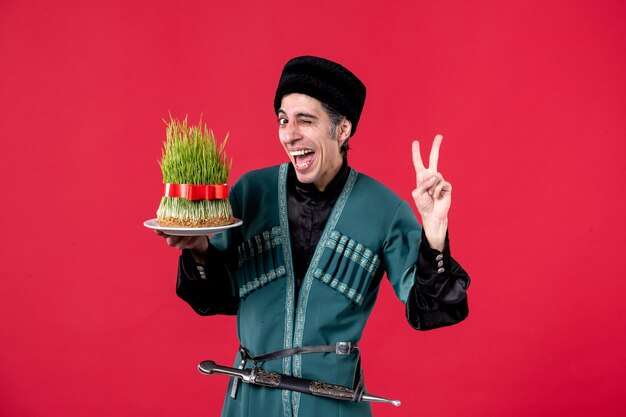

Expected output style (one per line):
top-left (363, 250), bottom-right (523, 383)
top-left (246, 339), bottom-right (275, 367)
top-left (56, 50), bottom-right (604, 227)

top-left (289, 149), bottom-right (315, 170)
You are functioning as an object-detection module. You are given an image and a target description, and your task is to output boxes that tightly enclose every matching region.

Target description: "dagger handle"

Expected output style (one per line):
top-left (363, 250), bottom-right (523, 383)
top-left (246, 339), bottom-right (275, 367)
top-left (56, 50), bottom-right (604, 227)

top-left (198, 361), bottom-right (249, 381)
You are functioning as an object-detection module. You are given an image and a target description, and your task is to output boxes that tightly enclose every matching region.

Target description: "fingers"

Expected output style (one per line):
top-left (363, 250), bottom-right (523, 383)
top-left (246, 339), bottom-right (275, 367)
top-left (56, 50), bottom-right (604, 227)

top-left (413, 134), bottom-right (443, 175)
top-left (154, 230), bottom-right (205, 250)
top-left (171, 235), bottom-right (202, 250)
top-left (429, 134), bottom-right (443, 173)
top-left (415, 173), bottom-right (441, 196)
top-left (414, 172), bottom-right (451, 199)
top-left (432, 178), bottom-right (452, 199)
top-left (166, 235), bottom-right (186, 249)
top-left (412, 140), bottom-right (425, 174)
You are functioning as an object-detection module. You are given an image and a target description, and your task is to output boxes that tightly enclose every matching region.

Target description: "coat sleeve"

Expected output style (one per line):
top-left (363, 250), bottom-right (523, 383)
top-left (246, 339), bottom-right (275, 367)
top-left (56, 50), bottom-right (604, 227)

top-left (382, 200), bottom-right (470, 330)
top-left (175, 185), bottom-right (243, 316)
top-left (176, 242), bottom-right (239, 316)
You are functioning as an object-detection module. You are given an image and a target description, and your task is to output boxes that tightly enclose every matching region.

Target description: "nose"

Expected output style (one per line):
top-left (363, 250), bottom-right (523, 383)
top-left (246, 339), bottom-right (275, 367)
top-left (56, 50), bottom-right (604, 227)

top-left (280, 120), bottom-right (301, 145)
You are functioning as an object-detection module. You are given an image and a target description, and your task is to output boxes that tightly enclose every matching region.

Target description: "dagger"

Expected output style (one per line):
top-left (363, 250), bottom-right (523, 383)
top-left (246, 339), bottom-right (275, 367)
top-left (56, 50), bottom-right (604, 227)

top-left (198, 360), bottom-right (400, 407)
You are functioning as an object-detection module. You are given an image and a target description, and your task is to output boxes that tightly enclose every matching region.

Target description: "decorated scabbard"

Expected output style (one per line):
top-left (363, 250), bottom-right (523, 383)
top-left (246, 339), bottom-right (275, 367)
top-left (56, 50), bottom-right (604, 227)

top-left (198, 360), bottom-right (400, 407)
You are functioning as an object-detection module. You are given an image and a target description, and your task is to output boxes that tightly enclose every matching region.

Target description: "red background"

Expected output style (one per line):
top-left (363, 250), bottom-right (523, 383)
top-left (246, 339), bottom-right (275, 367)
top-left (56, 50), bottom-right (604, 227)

top-left (1, 1), bottom-right (625, 416)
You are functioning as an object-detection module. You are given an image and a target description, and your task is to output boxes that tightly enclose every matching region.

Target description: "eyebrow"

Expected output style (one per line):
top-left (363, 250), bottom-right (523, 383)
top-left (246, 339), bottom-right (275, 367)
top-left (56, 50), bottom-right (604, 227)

top-left (277, 109), bottom-right (319, 119)
top-left (296, 112), bottom-right (318, 119)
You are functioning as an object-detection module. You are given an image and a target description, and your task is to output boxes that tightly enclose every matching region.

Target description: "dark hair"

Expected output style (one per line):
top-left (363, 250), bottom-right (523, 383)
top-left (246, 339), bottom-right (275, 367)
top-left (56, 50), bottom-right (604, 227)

top-left (320, 101), bottom-right (350, 155)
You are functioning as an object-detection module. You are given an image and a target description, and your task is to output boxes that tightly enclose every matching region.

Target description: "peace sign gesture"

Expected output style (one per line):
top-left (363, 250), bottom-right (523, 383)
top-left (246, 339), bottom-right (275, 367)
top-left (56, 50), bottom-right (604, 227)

top-left (411, 134), bottom-right (451, 250)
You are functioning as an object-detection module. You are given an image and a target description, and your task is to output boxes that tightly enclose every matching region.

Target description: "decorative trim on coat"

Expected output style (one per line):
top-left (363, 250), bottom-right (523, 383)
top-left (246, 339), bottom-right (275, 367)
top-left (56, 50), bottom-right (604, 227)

top-left (292, 168), bottom-right (359, 417)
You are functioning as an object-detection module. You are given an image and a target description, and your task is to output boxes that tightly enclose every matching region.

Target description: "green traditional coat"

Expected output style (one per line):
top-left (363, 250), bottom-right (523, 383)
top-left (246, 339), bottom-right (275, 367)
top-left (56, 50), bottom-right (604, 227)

top-left (178, 163), bottom-right (469, 417)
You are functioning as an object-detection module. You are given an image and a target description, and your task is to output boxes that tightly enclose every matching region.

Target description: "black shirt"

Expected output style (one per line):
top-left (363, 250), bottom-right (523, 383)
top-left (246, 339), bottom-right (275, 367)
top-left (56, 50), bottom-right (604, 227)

top-left (286, 159), bottom-right (350, 296)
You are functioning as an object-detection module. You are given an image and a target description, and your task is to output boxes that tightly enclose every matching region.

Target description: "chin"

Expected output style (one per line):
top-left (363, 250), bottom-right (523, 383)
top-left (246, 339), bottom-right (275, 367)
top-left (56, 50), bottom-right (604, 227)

top-left (295, 172), bottom-right (316, 184)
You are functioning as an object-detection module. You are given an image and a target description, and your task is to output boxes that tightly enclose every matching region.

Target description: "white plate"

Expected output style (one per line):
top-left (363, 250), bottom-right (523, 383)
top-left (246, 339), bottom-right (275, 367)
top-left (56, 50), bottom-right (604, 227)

top-left (143, 218), bottom-right (243, 236)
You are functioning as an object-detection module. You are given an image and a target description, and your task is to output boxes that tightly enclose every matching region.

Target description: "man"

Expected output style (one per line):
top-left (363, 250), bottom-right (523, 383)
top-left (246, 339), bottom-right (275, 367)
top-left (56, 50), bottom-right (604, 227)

top-left (156, 56), bottom-right (470, 417)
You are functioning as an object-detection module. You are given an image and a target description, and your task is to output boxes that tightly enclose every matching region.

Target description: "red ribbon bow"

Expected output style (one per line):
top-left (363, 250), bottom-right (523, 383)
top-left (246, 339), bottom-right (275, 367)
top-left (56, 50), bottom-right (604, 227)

top-left (163, 183), bottom-right (230, 200)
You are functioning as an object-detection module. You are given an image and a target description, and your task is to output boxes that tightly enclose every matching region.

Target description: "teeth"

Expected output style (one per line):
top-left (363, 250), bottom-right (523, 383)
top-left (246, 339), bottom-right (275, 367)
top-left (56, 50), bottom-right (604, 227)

top-left (289, 149), bottom-right (314, 156)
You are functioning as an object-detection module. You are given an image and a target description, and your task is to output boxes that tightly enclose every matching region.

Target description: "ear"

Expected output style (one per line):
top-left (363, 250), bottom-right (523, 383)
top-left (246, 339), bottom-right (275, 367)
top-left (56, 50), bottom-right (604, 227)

top-left (337, 118), bottom-right (352, 147)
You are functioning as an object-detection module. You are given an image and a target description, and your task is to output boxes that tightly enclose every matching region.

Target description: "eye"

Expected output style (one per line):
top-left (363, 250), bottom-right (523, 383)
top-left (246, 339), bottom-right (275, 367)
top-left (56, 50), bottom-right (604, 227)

top-left (278, 117), bottom-right (288, 126)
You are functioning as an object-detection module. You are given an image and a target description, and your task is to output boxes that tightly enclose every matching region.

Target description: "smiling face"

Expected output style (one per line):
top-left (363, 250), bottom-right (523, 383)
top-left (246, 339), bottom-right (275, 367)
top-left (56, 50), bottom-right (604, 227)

top-left (278, 93), bottom-right (351, 191)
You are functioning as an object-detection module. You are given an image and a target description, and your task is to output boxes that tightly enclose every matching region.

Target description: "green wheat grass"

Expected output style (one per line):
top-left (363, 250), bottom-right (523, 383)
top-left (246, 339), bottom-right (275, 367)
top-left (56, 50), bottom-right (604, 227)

top-left (156, 115), bottom-right (233, 226)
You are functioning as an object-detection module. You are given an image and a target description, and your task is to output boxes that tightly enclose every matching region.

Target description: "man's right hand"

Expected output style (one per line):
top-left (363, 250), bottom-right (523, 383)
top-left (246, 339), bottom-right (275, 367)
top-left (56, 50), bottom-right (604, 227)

top-left (155, 230), bottom-right (209, 264)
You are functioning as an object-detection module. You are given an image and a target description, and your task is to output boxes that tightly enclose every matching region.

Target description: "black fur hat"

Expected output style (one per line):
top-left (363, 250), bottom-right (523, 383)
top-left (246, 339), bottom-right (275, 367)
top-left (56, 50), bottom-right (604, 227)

top-left (274, 56), bottom-right (366, 137)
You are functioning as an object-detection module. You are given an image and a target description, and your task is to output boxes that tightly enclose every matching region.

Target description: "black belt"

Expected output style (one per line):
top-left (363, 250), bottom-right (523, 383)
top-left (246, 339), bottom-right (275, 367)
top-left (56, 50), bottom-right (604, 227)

top-left (230, 342), bottom-right (365, 401)
top-left (240, 342), bottom-right (359, 364)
